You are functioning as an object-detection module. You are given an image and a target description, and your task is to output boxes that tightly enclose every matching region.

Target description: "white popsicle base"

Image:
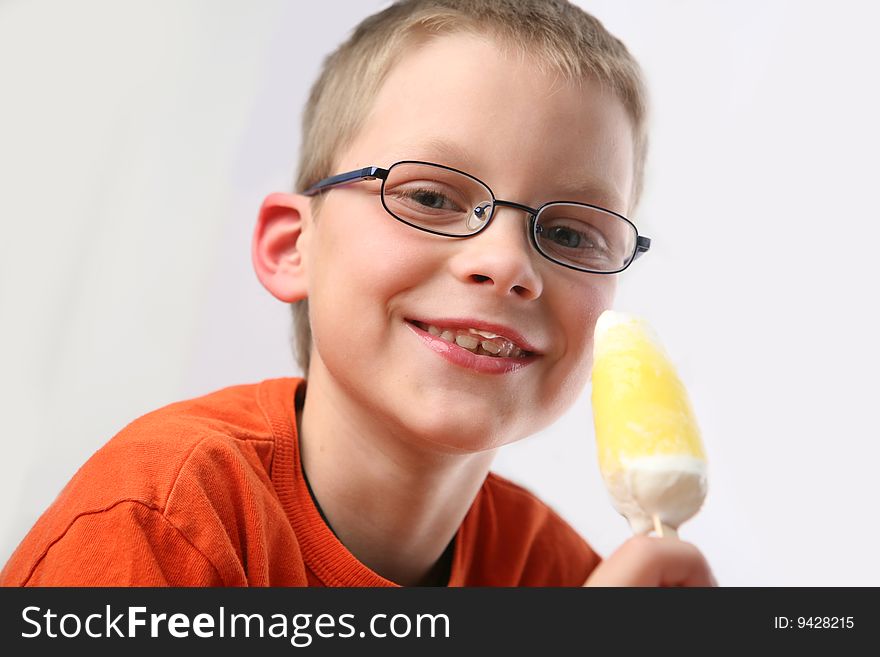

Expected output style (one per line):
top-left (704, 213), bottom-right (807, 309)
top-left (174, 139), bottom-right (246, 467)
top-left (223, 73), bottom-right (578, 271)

top-left (602, 455), bottom-right (708, 535)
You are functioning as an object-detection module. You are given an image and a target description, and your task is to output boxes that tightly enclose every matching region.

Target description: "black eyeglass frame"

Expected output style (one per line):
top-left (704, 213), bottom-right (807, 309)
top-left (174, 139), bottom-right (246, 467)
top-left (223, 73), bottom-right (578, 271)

top-left (302, 160), bottom-right (651, 274)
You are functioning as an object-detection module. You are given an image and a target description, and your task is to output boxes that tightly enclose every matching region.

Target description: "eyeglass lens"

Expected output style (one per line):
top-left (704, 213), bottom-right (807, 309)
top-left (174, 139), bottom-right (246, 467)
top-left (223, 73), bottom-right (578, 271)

top-left (381, 162), bottom-right (636, 272)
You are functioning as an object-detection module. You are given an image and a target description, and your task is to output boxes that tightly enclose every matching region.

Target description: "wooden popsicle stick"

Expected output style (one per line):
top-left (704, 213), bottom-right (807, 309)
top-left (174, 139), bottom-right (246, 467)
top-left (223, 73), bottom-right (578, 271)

top-left (652, 514), bottom-right (678, 539)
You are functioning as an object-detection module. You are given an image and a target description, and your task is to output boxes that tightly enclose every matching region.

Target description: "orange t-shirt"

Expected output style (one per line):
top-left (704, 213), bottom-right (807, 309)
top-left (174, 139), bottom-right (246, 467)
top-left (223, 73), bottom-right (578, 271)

top-left (1, 378), bottom-right (599, 586)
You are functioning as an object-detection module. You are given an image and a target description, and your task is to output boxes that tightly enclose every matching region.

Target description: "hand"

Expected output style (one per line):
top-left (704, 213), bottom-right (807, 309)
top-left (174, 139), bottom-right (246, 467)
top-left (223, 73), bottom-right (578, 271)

top-left (583, 535), bottom-right (716, 587)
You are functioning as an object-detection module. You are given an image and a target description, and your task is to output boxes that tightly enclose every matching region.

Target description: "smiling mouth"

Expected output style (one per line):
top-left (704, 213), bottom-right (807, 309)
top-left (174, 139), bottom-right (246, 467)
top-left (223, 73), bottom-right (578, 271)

top-left (408, 320), bottom-right (533, 359)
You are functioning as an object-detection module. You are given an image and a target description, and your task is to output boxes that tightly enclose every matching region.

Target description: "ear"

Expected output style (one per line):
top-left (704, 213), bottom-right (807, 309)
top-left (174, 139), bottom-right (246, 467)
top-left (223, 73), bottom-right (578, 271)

top-left (252, 193), bottom-right (311, 303)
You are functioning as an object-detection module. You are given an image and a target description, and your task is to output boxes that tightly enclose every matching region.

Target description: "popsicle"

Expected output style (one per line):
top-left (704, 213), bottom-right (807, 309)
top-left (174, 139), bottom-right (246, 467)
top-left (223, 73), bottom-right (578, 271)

top-left (590, 310), bottom-right (707, 537)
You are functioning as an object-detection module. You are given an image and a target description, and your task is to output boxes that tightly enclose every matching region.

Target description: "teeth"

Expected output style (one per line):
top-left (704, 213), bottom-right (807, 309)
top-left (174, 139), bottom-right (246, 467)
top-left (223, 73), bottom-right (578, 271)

top-left (455, 334), bottom-right (480, 350)
top-left (481, 340), bottom-right (502, 354)
top-left (416, 321), bottom-right (529, 358)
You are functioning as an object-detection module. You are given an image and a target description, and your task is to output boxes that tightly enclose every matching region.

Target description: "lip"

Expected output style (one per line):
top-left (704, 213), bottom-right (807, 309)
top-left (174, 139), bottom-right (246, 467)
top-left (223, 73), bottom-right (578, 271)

top-left (405, 319), bottom-right (540, 375)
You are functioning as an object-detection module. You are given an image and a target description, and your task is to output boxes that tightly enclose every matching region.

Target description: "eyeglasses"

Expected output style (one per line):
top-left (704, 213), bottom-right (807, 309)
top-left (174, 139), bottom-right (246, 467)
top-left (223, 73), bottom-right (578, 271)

top-left (303, 160), bottom-right (651, 274)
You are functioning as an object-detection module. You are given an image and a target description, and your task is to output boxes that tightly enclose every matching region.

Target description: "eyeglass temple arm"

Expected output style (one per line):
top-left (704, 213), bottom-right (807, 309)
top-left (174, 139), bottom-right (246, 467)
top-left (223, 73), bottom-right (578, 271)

top-left (302, 166), bottom-right (389, 196)
top-left (633, 235), bottom-right (651, 260)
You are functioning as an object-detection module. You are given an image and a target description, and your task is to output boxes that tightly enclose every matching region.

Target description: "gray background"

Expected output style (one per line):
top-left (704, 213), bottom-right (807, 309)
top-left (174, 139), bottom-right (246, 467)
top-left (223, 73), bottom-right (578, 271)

top-left (2, 0), bottom-right (878, 585)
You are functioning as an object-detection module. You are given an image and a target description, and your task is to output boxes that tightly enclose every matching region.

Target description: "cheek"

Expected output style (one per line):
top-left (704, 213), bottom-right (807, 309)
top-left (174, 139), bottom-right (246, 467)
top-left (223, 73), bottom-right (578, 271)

top-left (310, 200), bottom-right (442, 320)
top-left (562, 273), bottom-right (616, 344)
top-left (350, 204), bottom-right (448, 287)
top-left (553, 275), bottom-right (617, 386)
top-left (585, 281), bottom-right (616, 366)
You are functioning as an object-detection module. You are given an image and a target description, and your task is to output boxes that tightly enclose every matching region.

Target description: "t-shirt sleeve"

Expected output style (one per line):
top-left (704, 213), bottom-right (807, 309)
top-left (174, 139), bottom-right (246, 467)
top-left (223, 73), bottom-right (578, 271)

top-left (6, 500), bottom-right (224, 586)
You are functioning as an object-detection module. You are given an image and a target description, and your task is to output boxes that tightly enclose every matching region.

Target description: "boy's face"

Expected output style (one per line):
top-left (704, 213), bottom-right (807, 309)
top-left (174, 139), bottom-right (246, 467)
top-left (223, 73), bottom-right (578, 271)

top-left (301, 33), bottom-right (634, 452)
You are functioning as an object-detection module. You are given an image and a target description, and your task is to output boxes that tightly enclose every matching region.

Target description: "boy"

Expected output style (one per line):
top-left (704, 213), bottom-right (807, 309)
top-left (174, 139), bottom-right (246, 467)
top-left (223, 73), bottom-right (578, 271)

top-left (2, 0), bottom-right (713, 587)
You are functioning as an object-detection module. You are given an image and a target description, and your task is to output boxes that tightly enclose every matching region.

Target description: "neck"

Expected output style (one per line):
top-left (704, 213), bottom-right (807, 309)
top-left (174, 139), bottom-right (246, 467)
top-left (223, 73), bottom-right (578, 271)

top-left (298, 361), bottom-right (496, 586)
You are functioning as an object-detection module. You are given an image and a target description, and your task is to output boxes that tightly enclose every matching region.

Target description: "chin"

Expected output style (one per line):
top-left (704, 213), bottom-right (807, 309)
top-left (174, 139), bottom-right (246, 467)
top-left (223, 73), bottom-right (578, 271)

top-left (414, 429), bottom-right (506, 455)
top-left (398, 404), bottom-right (528, 455)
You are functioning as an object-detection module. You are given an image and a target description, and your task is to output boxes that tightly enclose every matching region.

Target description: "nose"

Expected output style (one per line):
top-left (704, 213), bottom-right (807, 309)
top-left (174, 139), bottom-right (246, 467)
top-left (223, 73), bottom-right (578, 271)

top-left (447, 205), bottom-right (543, 300)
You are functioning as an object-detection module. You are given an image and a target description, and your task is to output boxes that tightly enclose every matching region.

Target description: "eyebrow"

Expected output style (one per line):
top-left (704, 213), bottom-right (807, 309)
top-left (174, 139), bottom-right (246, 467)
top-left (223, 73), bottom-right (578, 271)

top-left (397, 137), bottom-right (479, 170)
top-left (547, 175), bottom-right (626, 210)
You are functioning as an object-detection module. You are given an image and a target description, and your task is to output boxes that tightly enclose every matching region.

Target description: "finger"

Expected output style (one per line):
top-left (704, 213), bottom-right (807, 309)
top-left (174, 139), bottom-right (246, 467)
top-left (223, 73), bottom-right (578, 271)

top-left (584, 535), bottom-right (715, 587)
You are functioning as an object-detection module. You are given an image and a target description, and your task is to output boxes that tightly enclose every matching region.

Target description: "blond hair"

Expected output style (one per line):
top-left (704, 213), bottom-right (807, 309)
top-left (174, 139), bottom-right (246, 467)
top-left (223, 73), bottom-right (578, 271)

top-left (290, 0), bottom-right (649, 374)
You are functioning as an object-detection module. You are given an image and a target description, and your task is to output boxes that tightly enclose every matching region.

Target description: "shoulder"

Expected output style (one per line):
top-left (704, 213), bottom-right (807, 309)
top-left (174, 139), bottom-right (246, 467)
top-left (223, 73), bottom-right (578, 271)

top-left (1, 378), bottom-right (303, 585)
top-left (64, 378), bottom-right (293, 509)
top-left (470, 472), bottom-right (600, 585)
top-left (481, 472), bottom-right (583, 541)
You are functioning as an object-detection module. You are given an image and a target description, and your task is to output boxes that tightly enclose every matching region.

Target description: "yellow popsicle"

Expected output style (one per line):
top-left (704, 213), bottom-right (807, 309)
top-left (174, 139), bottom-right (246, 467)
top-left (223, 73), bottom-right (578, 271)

top-left (591, 310), bottom-right (707, 535)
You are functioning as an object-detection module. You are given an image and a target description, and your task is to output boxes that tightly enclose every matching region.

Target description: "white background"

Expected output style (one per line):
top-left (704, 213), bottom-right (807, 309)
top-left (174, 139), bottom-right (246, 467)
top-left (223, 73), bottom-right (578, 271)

top-left (2, 0), bottom-right (878, 586)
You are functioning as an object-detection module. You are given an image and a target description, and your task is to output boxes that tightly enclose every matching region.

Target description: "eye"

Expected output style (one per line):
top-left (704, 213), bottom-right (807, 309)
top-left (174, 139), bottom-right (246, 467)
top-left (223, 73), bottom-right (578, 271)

top-left (541, 222), bottom-right (608, 252)
top-left (546, 225), bottom-right (590, 249)
top-left (535, 213), bottom-right (620, 269)
top-left (405, 188), bottom-right (460, 211)
top-left (384, 181), bottom-right (471, 219)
